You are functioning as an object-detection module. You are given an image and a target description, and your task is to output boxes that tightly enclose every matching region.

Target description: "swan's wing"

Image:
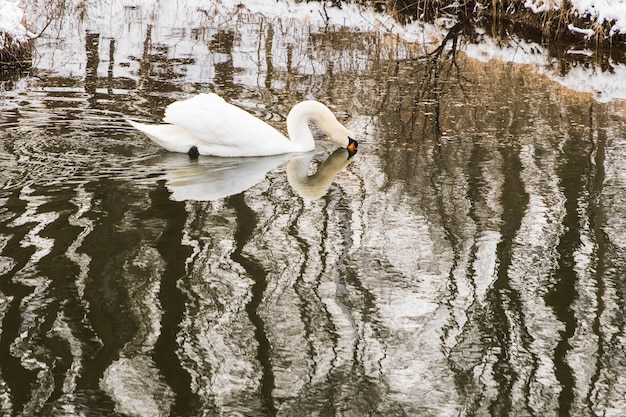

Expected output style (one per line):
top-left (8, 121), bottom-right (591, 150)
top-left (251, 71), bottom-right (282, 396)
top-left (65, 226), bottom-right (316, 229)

top-left (163, 93), bottom-right (292, 156)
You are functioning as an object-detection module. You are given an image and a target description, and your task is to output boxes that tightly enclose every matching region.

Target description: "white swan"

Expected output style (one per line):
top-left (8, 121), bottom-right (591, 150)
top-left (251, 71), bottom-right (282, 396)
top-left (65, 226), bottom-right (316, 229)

top-left (128, 93), bottom-right (358, 157)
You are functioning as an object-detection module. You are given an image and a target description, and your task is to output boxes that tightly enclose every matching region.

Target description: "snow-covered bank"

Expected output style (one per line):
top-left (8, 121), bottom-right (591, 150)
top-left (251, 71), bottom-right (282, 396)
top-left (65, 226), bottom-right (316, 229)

top-left (375, 0), bottom-right (626, 42)
top-left (226, 0), bottom-right (626, 43)
top-left (549, 0), bottom-right (626, 36)
top-left (0, 0), bottom-right (34, 60)
top-left (8, 0), bottom-right (626, 102)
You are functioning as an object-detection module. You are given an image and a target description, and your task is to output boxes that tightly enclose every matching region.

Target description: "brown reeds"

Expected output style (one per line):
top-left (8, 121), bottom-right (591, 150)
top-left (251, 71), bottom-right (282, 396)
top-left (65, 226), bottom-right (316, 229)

top-left (353, 0), bottom-right (626, 46)
top-left (0, 33), bottom-right (31, 65)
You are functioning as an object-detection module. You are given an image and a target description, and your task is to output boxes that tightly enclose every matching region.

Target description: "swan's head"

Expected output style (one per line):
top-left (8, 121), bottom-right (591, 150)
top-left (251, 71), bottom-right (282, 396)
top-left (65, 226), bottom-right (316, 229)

top-left (288, 100), bottom-right (358, 153)
top-left (326, 124), bottom-right (357, 156)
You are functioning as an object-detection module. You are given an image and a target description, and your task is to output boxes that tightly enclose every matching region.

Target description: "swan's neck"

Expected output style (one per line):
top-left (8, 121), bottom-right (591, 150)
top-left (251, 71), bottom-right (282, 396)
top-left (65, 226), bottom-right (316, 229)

top-left (286, 101), bottom-right (352, 151)
top-left (286, 109), bottom-right (316, 152)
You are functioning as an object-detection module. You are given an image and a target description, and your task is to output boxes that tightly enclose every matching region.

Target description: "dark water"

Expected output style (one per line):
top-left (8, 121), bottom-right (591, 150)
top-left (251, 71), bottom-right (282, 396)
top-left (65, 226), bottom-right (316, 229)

top-left (1, 1), bottom-right (626, 416)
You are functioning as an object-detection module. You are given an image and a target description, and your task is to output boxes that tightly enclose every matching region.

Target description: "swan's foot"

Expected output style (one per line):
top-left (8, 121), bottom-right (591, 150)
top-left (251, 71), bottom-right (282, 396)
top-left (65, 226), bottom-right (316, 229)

top-left (187, 146), bottom-right (199, 159)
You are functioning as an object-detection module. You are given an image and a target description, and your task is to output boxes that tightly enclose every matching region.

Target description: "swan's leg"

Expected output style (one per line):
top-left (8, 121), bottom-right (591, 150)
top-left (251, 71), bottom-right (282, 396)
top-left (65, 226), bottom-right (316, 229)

top-left (187, 146), bottom-right (199, 159)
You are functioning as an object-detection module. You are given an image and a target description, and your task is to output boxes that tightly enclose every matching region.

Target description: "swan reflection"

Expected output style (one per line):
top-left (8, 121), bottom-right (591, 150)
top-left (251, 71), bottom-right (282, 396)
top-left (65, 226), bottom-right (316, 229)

top-left (147, 148), bottom-right (355, 201)
top-left (287, 148), bottom-right (355, 200)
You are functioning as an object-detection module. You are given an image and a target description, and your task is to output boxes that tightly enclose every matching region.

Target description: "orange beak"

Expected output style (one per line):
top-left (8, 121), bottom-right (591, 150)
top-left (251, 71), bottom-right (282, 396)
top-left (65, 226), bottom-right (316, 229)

top-left (347, 137), bottom-right (358, 154)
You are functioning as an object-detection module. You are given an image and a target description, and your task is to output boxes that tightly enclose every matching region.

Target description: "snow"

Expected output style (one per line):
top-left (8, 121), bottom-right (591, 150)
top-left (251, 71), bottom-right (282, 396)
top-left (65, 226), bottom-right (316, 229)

top-left (567, 23), bottom-right (595, 38)
top-left (570, 0), bottom-right (626, 35)
top-left (0, 0), bottom-right (33, 45)
top-left (523, 0), bottom-right (626, 36)
top-left (524, 0), bottom-right (559, 14)
top-left (4, 0), bottom-right (626, 103)
top-left (462, 32), bottom-right (626, 102)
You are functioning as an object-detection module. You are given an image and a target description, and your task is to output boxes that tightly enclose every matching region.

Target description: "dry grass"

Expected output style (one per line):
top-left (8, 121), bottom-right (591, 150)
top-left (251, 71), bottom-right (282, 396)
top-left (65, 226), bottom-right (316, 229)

top-left (0, 33), bottom-right (32, 65)
top-left (359, 0), bottom-right (626, 46)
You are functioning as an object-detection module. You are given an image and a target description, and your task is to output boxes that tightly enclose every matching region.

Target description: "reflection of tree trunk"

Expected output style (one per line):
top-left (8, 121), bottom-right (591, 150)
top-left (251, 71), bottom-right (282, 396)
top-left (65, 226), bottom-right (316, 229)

top-left (586, 103), bottom-right (626, 412)
top-left (489, 144), bottom-right (530, 415)
top-left (265, 25), bottom-right (274, 91)
top-left (587, 103), bottom-right (607, 408)
top-left (211, 30), bottom-right (237, 95)
top-left (138, 24), bottom-right (152, 90)
top-left (150, 181), bottom-right (200, 415)
top-left (227, 193), bottom-right (277, 417)
top-left (107, 39), bottom-right (115, 94)
top-left (546, 122), bottom-right (591, 416)
top-left (78, 180), bottom-right (140, 389)
top-left (85, 32), bottom-right (99, 96)
top-left (286, 44), bottom-right (293, 91)
top-left (0, 190), bottom-right (38, 415)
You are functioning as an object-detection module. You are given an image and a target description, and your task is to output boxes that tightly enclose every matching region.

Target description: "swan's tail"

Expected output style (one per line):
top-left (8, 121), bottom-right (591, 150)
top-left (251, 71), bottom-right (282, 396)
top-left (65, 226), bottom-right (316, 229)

top-left (127, 119), bottom-right (201, 154)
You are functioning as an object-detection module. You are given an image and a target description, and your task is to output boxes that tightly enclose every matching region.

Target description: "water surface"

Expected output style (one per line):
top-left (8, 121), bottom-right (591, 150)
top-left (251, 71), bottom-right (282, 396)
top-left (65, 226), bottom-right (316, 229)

top-left (1, 1), bottom-right (626, 416)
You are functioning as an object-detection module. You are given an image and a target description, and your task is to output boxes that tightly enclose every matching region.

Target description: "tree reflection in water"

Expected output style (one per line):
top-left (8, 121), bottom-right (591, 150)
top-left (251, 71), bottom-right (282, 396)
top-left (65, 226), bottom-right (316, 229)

top-left (0, 1), bottom-right (626, 416)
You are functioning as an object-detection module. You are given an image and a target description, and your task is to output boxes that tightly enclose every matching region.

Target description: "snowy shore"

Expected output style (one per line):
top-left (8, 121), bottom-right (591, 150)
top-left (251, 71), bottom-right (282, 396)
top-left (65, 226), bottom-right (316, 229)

top-left (556, 0), bottom-right (626, 36)
top-left (388, 0), bottom-right (626, 41)
top-left (2, 0), bottom-right (626, 62)
top-left (2, 0), bottom-right (626, 101)
top-left (0, 0), bottom-right (34, 60)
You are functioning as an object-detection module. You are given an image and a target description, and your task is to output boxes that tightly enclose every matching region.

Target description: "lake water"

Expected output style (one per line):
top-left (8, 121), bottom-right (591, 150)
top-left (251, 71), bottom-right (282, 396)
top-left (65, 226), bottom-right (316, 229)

top-left (2, 1), bottom-right (626, 416)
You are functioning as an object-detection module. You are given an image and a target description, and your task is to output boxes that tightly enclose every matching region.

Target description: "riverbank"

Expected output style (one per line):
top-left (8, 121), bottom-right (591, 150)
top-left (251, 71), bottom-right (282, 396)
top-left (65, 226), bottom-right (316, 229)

top-left (368, 0), bottom-right (626, 46)
top-left (0, 0), bottom-right (33, 64)
top-left (1, 0), bottom-right (625, 65)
